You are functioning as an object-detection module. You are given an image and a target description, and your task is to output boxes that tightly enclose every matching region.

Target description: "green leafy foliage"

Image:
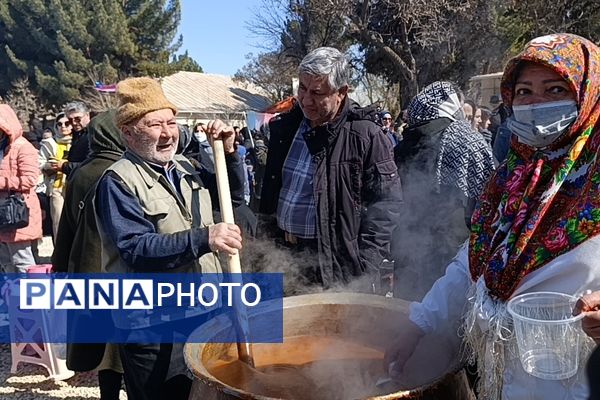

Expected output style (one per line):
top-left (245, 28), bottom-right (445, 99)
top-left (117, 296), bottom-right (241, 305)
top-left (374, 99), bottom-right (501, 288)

top-left (496, 0), bottom-right (600, 58)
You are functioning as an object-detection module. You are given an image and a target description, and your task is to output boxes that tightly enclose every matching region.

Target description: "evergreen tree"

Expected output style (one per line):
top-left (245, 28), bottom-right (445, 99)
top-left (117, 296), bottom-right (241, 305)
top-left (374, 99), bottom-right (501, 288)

top-left (0, 0), bottom-right (201, 109)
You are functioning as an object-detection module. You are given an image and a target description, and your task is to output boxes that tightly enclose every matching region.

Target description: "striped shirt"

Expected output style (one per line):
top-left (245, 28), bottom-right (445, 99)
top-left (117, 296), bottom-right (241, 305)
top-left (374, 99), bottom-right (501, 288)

top-left (277, 120), bottom-right (317, 239)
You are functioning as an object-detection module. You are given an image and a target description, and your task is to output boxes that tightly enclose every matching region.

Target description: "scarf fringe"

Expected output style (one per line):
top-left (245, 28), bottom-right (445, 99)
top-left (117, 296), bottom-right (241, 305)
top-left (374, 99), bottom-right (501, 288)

top-left (461, 278), bottom-right (514, 400)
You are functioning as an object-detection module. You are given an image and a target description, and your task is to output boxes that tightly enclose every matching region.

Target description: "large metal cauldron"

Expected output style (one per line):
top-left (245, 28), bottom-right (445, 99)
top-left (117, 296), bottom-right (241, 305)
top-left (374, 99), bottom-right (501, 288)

top-left (184, 293), bottom-right (473, 400)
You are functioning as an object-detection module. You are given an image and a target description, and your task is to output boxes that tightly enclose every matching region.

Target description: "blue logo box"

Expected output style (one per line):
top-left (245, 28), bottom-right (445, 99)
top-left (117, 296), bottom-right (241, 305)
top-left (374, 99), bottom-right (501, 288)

top-left (0, 273), bottom-right (283, 344)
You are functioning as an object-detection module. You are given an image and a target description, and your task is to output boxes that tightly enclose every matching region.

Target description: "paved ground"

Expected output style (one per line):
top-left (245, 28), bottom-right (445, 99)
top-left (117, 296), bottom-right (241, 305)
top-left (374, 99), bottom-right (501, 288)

top-left (0, 236), bottom-right (127, 399)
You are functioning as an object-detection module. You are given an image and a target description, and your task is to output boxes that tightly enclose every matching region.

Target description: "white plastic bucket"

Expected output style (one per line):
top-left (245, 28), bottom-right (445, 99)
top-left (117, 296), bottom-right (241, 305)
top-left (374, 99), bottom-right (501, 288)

top-left (507, 291), bottom-right (584, 380)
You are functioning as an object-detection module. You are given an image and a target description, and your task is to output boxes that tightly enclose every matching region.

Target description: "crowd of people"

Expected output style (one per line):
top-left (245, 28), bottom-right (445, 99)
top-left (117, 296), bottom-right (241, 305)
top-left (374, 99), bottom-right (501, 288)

top-left (0, 32), bottom-right (599, 400)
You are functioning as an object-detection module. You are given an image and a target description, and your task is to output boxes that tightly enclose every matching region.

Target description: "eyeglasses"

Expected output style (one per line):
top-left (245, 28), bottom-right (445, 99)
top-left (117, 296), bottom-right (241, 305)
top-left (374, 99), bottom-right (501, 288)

top-left (57, 121), bottom-right (71, 127)
top-left (382, 117), bottom-right (392, 121)
top-left (68, 116), bottom-right (83, 123)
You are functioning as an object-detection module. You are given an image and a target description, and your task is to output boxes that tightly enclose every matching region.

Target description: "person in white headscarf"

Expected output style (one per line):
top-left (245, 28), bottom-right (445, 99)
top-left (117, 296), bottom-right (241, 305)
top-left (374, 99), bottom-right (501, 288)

top-left (392, 81), bottom-right (495, 301)
top-left (39, 112), bottom-right (72, 239)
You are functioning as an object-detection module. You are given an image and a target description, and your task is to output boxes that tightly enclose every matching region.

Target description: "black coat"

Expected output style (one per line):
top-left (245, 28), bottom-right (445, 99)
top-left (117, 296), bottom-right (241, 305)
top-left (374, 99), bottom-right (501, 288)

top-left (62, 127), bottom-right (90, 176)
top-left (182, 135), bottom-right (257, 237)
top-left (260, 98), bottom-right (402, 289)
top-left (52, 110), bottom-right (125, 372)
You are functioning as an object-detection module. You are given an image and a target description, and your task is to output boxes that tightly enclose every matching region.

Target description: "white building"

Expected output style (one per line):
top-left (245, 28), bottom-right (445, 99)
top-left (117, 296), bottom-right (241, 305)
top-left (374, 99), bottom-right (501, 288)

top-left (160, 71), bottom-right (271, 128)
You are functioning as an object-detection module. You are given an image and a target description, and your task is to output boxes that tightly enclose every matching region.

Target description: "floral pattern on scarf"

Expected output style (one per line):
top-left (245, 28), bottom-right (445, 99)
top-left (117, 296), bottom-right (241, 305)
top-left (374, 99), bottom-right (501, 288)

top-left (469, 34), bottom-right (600, 301)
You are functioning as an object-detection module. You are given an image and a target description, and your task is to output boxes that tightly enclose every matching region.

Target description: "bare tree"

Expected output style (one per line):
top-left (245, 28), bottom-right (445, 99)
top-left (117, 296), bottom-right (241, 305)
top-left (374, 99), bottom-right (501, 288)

top-left (249, 0), bottom-right (350, 61)
top-left (246, 0), bottom-right (502, 107)
top-left (355, 73), bottom-right (401, 116)
top-left (244, 0), bottom-right (598, 111)
top-left (81, 89), bottom-right (119, 112)
top-left (237, 0), bottom-right (353, 103)
top-left (80, 65), bottom-right (122, 112)
top-left (319, 0), bottom-right (500, 105)
top-left (234, 52), bottom-right (295, 102)
top-left (4, 77), bottom-right (48, 127)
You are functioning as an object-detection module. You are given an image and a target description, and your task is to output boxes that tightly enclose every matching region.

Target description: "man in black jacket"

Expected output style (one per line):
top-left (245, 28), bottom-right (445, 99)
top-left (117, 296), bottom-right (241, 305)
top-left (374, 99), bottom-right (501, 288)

top-left (60, 101), bottom-right (91, 176)
top-left (260, 47), bottom-right (401, 292)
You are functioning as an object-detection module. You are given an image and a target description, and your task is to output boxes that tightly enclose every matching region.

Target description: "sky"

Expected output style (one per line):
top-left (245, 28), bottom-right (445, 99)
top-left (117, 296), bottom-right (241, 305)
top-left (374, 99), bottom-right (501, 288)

top-left (178, 0), bottom-right (266, 76)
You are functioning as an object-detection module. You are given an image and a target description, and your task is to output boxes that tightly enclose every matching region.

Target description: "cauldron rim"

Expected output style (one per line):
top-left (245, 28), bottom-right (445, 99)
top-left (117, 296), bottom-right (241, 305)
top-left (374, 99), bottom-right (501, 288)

top-left (184, 292), bottom-right (462, 399)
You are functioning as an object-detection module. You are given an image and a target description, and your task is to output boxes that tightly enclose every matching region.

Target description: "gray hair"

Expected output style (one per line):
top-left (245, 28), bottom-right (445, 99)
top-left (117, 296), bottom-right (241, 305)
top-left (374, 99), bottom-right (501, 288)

top-left (64, 101), bottom-right (89, 115)
top-left (298, 47), bottom-right (349, 90)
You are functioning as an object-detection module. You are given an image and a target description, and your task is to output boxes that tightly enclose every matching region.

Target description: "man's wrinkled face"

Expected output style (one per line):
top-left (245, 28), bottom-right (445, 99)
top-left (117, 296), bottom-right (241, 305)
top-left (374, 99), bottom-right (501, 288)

top-left (67, 111), bottom-right (90, 132)
top-left (124, 109), bottom-right (179, 166)
top-left (297, 73), bottom-right (348, 127)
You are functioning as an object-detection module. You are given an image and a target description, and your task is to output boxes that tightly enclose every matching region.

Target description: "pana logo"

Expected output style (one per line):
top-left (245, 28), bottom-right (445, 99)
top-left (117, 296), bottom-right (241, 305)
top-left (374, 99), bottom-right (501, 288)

top-left (20, 278), bottom-right (262, 310)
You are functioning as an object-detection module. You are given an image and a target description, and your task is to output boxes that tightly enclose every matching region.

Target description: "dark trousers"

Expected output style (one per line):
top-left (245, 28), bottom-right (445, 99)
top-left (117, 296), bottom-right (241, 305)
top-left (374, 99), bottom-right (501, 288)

top-left (98, 369), bottom-right (123, 400)
top-left (118, 342), bottom-right (191, 400)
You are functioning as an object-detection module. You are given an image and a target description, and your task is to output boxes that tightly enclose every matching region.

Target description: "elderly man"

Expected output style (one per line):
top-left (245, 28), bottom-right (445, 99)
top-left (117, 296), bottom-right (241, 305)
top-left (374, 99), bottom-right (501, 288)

top-left (94, 77), bottom-right (244, 400)
top-left (260, 47), bottom-right (402, 292)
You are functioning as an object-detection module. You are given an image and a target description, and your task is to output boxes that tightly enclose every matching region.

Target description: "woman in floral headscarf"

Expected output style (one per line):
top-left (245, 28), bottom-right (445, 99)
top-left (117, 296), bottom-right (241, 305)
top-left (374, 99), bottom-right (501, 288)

top-left (386, 33), bottom-right (600, 399)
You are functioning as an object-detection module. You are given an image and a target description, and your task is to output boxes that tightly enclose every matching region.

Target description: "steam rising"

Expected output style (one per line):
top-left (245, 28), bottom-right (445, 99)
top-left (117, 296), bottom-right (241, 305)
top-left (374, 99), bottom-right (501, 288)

top-left (391, 129), bottom-right (472, 301)
top-left (216, 131), bottom-right (474, 398)
top-left (241, 236), bottom-right (323, 296)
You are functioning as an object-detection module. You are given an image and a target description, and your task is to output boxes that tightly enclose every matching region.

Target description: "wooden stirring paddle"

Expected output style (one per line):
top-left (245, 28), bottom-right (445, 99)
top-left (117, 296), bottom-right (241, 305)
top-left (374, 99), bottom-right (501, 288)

top-left (212, 138), bottom-right (255, 367)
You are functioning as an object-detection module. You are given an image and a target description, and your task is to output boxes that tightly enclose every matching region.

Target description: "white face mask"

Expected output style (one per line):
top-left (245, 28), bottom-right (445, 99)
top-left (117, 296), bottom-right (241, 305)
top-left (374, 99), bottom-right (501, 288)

top-left (508, 100), bottom-right (578, 148)
top-left (194, 131), bottom-right (207, 143)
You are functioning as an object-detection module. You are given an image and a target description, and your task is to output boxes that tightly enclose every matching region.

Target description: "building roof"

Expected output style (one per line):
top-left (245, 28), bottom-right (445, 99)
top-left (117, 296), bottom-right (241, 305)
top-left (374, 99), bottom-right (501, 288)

top-left (160, 71), bottom-right (271, 117)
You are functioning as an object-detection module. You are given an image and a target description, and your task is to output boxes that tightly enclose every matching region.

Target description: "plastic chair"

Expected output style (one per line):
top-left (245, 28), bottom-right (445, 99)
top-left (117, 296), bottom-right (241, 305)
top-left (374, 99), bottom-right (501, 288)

top-left (26, 264), bottom-right (53, 274)
top-left (6, 264), bottom-right (74, 380)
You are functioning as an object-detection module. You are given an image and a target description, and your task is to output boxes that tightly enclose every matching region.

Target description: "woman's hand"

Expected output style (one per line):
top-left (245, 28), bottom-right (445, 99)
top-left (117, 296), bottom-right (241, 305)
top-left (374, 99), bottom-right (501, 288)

top-left (384, 319), bottom-right (425, 379)
top-left (573, 291), bottom-right (600, 343)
